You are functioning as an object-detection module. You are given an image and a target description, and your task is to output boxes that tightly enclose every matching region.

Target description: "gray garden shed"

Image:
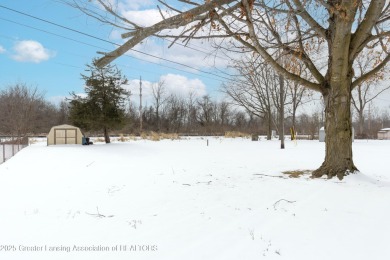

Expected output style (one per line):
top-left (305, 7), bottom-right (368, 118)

top-left (47, 124), bottom-right (83, 145)
top-left (319, 126), bottom-right (354, 142)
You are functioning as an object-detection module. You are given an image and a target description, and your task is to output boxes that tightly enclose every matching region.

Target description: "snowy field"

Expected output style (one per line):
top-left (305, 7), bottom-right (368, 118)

top-left (0, 137), bottom-right (389, 260)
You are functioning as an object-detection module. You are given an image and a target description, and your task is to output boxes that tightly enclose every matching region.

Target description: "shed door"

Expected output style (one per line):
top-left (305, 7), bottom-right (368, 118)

top-left (54, 129), bottom-right (77, 144)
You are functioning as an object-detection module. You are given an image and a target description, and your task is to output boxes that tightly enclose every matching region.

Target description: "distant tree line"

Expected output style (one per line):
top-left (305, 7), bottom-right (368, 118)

top-left (0, 82), bottom-right (68, 142)
top-left (0, 81), bottom-right (389, 140)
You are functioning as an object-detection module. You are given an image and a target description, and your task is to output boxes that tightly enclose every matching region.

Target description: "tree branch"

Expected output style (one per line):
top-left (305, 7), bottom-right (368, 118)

top-left (352, 53), bottom-right (390, 89)
top-left (290, 0), bottom-right (327, 39)
top-left (350, 1), bottom-right (386, 59)
top-left (236, 3), bottom-right (322, 92)
top-left (95, 0), bottom-right (236, 68)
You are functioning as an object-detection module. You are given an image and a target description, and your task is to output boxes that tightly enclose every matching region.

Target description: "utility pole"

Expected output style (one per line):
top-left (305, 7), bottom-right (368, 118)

top-left (139, 76), bottom-right (143, 133)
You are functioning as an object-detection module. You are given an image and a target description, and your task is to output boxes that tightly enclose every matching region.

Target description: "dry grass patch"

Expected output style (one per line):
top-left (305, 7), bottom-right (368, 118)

top-left (94, 137), bottom-right (105, 143)
top-left (117, 134), bottom-right (130, 142)
top-left (149, 132), bottom-right (161, 141)
top-left (140, 132), bottom-right (148, 140)
top-left (282, 170), bottom-right (312, 178)
top-left (140, 132), bottom-right (181, 141)
top-left (224, 131), bottom-right (250, 138)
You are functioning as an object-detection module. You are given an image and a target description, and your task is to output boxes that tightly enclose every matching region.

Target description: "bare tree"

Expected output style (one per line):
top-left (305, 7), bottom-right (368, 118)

top-left (163, 94), bottom-right (187, 132)
top-left (0, 82), bottom-right (45, 140)
top-left (297, 112), bottom-right (321, 140)
top-left (57, 100), bottom-right (70, 125)
top-left (185, 91), bottom-right (198, 134)
top-left (151, 80), bottom-right (169, 131)
top-left (216, 101), bottom-right (231, 132)
top-left (352, 52), bottom-right (390, 138)
top-left (197, 95), bottom-right (215, 132)
top-left (68, 0), bottom-right (390, 179)
top-left (285, 67), bottom-right (313, 133)
top-left (223, 57), bottom-right (275, 139)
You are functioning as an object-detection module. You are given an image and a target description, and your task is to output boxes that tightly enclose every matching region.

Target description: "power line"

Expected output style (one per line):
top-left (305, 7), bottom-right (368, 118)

top-left (0, 31), bottom-right (218, 95)
top-left (0, 30), bottom-right (218, 96)
top-left (0, 16), bottom-right (229, 84)
top-left (0, 4), bottom-right (233, 82)
top-left (49, 0), bottom-right (234, 63)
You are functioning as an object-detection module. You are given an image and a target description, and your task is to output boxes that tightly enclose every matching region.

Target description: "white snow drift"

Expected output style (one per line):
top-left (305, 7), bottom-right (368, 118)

top-left (0, 137), bottom-right (389, 260)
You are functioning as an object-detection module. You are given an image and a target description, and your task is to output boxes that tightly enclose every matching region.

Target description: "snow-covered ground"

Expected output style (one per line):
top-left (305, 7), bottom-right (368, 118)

top-left (0, 137), bottom-right (389, 260)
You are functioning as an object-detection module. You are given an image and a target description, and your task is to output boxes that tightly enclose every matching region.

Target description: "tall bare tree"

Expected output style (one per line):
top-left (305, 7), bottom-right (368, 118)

top-left (352, 52), bottom-right (390, 138)
top-left (197, 95), bottom-right (215, 132)
top-left (151, 80), bottom-right (169, 132)
top-left (285, 63), bottom-right (313, 132)
top-left (186, 91), bottom-right (202, 134)
top-left (68, 0), bottom-right (390, 179)
top-left (223, 57), bottom-right (275, 139)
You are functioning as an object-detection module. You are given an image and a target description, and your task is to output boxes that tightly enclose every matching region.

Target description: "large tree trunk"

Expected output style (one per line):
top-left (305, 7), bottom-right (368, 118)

top-left (312, 83), bottom-right (358, 179)
top-left (312, 10), bottom-right (359, 180)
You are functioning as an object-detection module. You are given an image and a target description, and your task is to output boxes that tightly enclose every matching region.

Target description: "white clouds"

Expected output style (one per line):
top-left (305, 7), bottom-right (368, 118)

top-left (96, 0), bottom-right (157, 27)
top-left (12, 40), bottom-right (55, 63)
top-left (160, 74), bottom-right (207, 97)
top-left (0, 45), bottom-right (5, 54)
top-left (129, 37), bottom-right (231, 71)
top-left (125, 74), bottom-right (207, 106)
top-left (121, 9), bottom-right (164, 27)
top-left (118, 0), bottom-right (154, 11)
top-left (109, 30), bottom-right (123, 41)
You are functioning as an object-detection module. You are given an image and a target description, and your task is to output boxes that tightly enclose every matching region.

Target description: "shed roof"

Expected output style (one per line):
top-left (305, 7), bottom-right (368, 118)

top-left (51, 124), bottom-right (79, 129)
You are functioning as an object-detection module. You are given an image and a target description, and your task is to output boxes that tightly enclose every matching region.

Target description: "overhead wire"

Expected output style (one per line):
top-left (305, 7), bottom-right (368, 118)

top-left (66, 0), bottom-right (234, 63)
top-left (0, 16), bottom-right (231, 92)
top-left (0, 4), bottom-right (234, 82)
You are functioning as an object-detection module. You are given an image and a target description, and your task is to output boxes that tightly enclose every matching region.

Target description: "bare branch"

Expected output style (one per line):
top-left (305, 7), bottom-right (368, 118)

top-left (94, 0), bottom-right (141, 29)
top-left (350, 1), bottom-right (387, 59)
top-left (352, 53), bottom-right (390, 89)
top-left (365, 85), bottom-right (390, 104)
top-left (158, 0), bottom-right (182, 14)
top-left (290, 0), bottom-right (327, 39)
top-left (157, 5), bottom-right (167, 20)
top-left (178, 0), bottom-right (199, 6)
top-left (96, 0), bottom-right (236, 68)
top-left (237, 2), bottom-right (322, 92)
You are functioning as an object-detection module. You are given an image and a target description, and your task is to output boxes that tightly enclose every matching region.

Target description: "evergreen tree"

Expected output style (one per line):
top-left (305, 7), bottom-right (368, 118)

top-left (69, 60), bottom-right (130, 143)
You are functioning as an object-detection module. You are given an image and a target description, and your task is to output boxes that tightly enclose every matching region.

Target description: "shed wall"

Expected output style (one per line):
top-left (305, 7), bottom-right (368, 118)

top-left (47, 125), bottom-right (83, 145)
top-left (378, 131), bottom-right (390, 140)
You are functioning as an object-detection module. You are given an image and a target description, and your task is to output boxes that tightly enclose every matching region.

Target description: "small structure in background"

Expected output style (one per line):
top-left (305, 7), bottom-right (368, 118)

top-left (319, 127), bottom-right (355, 142)
top-left (47, 124), bottom-right (83, 145)
top-left (378, 128), bottom-right (390, 140)
top-left (319, 127), bottom-right (326, 142)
